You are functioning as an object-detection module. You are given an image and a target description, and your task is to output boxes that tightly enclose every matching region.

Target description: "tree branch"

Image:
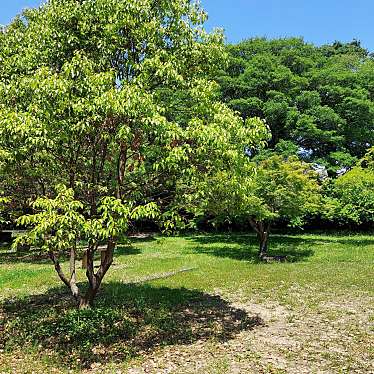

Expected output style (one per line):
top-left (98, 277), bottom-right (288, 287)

top-left (49, 251), bottom-right (70, 289)
top-left (69, 246), bottom-right (80, 300)
top-left (248, 218), bottom-right (260, 234)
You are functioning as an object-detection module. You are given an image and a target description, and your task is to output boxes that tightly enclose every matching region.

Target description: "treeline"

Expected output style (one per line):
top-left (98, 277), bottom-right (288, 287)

top-left (219, 38), bottom-right (373, 174)
top-left (202, 38), bottom-right (374, 230)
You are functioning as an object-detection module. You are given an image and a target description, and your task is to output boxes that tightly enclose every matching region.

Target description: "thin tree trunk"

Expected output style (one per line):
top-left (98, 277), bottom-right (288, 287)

top-left (249, 219), bottom-right (271, 259)
top-left (80, 243), bottom-right (97, 309)
top-left (69, 246), bottom-right (79, 300)
top-left (49, 249), bottom-right (81, 303)
top-left (258, 230), bottom-right (269, 258)
top-left (79, 239), bottom-right (116, 309)
top-left (49, 251), bottom-right (70, 288)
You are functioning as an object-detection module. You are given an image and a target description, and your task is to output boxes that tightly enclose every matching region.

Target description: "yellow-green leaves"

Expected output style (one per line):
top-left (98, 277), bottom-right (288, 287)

top-left (324, 165), bottom-right (374, 224)
top-left (13, 185), bottom-right (85, 253)
top-left (197, 155), bottom-right (321, 228)
top-left (14, 186), bottom-right (160, 253)
top-left (1, 0), bottom-right (268, 244)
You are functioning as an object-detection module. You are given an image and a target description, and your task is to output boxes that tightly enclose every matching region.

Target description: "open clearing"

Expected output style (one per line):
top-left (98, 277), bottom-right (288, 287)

top-left (0, 232), bottom-right (373, 373)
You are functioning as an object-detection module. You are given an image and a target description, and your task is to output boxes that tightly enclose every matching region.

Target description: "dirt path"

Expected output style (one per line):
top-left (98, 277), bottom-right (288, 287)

top-left (123, 292), bottom-right (374, 374)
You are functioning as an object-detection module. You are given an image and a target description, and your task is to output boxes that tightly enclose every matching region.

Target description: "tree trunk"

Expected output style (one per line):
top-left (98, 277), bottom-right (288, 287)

top-left (79, 239), bottom-right (116, 309)
top-left (258, 230), bottom-right (269, 259)
top-left (48, 238), bottom-right (116, 309)
top-left (50, 249), bottom-right (81, 302)
top-left (79, 286), bottom-right (97, 309)
top-left (49, 251), bottom-right (71, 289)
top-left (69, 247), bottom-right (79, 300)
top-left (249, 219), bottom-right (271, 259)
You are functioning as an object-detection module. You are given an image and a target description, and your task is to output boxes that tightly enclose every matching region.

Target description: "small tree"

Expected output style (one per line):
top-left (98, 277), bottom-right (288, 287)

top-left (201, 155), bottom-right (321, 259)
top-left (14, 186), bottom-right (158, 308)
top-left (245, 156), bottom-right (320, 258)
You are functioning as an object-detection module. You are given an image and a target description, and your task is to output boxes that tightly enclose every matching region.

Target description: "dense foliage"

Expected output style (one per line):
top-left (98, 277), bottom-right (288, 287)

top-left (218, 38), bottom-right (374, 175)
top-left (324, 147), bottom-right (374, 225)
top-left (199, 155), bottom-right (321, 257)
top-left (0, 0), bottom-right (267, 307)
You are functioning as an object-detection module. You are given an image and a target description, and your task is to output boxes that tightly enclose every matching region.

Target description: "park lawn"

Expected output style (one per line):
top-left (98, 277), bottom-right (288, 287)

top-left (0, 232), bottom-right (373, 373)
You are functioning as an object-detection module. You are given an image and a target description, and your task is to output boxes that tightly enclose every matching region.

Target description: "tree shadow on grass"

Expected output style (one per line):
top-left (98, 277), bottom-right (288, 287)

top-left (1, 283), bottom-right (263, 369)
top-left (125, 234), bottom-right (158, 244)
top-left (114, 245), bottom-right (142, 257)
top-left (187, 234), bottom-right (315, 262)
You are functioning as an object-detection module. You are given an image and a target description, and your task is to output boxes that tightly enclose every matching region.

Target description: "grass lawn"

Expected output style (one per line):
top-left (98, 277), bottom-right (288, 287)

top-left (0, 232), bottom-right (373, 373)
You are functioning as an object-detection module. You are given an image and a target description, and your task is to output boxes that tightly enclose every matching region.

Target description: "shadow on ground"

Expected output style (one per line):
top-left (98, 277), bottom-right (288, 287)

top-left (186, 234), bottom-right (317, 262)
top-left (0, 282), bottom-right (263, 369)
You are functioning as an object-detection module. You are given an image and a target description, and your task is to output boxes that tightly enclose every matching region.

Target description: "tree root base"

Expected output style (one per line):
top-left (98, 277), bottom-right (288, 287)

top-left (260, 255), bottom-right (288, 263)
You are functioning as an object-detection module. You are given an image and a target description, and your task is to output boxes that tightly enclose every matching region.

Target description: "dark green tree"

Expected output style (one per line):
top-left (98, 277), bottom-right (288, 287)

top-left (218, 38), bottom-right (374, 174)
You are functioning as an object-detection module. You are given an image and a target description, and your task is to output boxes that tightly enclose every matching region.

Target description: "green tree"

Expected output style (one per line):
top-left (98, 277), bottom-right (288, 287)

top-left (0, 0), bottom-right (267, 308)
top-left (218, 38), bottom-right (374, 173)
top-left (202, 155), bottom-right (321, 259)
top-left (324, 148), bottom-right (374, 225)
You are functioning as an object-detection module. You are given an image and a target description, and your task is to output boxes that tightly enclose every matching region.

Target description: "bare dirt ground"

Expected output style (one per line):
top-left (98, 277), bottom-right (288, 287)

top-left (122, 292), bottom-right (374, 374)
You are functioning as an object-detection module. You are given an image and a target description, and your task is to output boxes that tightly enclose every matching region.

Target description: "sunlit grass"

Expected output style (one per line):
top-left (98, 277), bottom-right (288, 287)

top-left (1, 232), bottom-right (373, 372)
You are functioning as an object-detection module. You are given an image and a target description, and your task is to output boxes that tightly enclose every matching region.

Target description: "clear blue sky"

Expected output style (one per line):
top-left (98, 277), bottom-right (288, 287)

top-left (1, 0), bottom-right (373, 51)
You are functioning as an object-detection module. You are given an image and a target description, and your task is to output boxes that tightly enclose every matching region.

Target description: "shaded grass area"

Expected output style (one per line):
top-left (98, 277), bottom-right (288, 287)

top-left (1, 284), bottom-right (261, 369)
top-left (0, 232), bottom-right (373, 372)
top-left (188, 234), bottom-right (316, 262)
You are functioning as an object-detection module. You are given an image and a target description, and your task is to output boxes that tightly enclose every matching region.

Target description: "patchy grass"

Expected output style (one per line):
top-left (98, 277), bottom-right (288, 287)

top-left (0, 232), bottom-right (373, 373)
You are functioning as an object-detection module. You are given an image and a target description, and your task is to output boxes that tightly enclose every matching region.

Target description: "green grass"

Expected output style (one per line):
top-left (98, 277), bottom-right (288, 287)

top-left (0, 232), bottom-right (373, 373)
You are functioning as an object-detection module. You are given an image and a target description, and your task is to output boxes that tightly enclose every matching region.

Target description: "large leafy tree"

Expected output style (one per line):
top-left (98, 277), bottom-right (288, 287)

top-left (218, 38), bottom-right (374, 174)
top-left (0, 0), bottom-right (267, 308)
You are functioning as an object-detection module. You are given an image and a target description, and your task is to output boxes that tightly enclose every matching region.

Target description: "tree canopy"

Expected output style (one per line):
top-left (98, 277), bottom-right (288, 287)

top-left (218, 38), bottom-right (374, 175)
top-left (324, 147), bottom-right (374, 226)
top-left (0, 0), bottom-right (267, 307)
top-left (198, 155), bottom-right (321, 258)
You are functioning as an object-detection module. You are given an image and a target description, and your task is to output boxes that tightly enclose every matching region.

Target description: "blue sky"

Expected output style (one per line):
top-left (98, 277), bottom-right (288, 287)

top-left (1, 0), bottom-right (373, 51)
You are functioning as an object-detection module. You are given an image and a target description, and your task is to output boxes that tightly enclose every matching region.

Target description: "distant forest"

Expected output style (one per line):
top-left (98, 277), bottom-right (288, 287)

top-left (218, 38), bottom-right (373, 176)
